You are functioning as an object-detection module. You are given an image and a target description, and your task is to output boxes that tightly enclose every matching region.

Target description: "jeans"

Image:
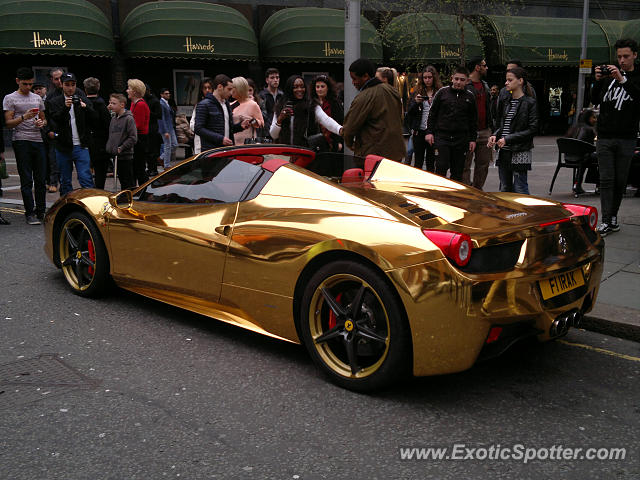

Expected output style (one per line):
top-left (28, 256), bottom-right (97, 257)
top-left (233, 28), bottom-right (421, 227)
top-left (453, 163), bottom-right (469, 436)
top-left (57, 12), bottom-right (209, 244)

top-left (498, 166), bottom-right (529, 194)
top-left (12, 140), bottom-right (46, 217)
top-left (413, 130), bottom-right (435, 172)
top-left (462, 128), bottom-right (492, 189)
top-left (115, 156), bottom-right (136, 190)
top-left (596, 138), bottom-right (635, 223)
top-left (56, 145), bottom-right (94, 196)
top-left (161, 129), bottom-right (178, 168)
top-left (90, 145), bottom-right (110, 190)
top-left (134, 134), bottom-right (149, 186)
top-left (435, 143), bottom-right (467, 181)
top-left (404, 136), bottom-right (414, 165)
top-left (44, 138), bottom-right (59, 186)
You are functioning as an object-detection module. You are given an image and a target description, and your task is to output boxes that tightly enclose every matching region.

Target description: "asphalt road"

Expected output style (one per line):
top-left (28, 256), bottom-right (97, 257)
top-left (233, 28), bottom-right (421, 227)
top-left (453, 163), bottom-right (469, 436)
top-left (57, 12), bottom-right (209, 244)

top-left (1, 210), bottom-right (639, 480)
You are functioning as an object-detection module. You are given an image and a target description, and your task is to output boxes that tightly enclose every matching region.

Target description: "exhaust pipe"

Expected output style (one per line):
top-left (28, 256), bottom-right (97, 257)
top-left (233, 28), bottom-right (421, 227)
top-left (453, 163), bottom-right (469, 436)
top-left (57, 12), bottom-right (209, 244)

top-left (549, 310), bottom-right (582, 337)
top-left (569, 310), bottom-right (582, 328)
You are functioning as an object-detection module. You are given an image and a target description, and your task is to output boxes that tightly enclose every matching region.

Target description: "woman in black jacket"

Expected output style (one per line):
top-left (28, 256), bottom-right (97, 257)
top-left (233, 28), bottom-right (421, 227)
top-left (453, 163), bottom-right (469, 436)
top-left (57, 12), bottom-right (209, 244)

top-left (488, 67), bottom-right (538, 194)
top-left (406, 65), bottom-right (442, 171)
top-left (269, 75), bottom-right (341, 147)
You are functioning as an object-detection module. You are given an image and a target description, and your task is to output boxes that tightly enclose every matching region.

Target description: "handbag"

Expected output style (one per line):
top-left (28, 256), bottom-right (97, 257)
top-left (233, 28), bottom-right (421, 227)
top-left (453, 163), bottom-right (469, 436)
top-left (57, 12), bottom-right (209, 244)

top-left (307, 133), bottom-right (330, 153)
top-left (0, 156), bottom-right (8, 179)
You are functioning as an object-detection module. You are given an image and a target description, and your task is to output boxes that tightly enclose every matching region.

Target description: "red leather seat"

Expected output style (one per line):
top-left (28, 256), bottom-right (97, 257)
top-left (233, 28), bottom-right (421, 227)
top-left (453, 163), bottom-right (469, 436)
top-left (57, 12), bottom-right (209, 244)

top-left (262, 158), bottom-right (290, 172)
top-left (364, 155), bottom-right (384, 179)
top-left (342, 168), bottom-right (364, 183)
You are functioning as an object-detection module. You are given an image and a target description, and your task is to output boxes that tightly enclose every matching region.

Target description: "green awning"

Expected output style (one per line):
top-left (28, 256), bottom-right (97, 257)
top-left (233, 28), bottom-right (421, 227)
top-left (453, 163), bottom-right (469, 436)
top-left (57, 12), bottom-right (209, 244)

top-left (623, 19), bottom-right (640, 45)
top-left (384, 13), bottom-right (483, 63)
top-left (0, 0), bottom-right (114, 56)
top-left (121, 1), bottom-right (258, 60)
top-left (260, 8), bottom-right (382, 63)
top-left (592, 19), bottom-right (628, 64)
top-left (486, 16), bottom-right (610, 66)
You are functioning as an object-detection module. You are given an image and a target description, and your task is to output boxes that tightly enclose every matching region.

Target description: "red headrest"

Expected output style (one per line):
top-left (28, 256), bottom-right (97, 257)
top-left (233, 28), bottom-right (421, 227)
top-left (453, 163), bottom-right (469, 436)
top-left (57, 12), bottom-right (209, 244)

top-left (262, 158), bottom-right (289, 172)
top-left (342, 168), bottom-right (365, 183)
top-left (364, 155), bottom-right (384, 178)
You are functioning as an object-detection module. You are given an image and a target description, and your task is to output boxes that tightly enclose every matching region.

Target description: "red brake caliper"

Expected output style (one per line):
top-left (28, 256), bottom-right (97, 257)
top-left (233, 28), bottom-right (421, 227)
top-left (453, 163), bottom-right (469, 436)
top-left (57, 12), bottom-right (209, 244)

top-left (87, 239), bottom-right (95, 276)
top-left (328, 293), bottom-right (342, 329)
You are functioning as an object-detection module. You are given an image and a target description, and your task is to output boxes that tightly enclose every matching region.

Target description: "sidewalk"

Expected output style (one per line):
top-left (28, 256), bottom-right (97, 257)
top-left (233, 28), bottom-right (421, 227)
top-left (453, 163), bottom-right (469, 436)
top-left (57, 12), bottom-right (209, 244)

top-left (2, 137), bottom-right (639, 341)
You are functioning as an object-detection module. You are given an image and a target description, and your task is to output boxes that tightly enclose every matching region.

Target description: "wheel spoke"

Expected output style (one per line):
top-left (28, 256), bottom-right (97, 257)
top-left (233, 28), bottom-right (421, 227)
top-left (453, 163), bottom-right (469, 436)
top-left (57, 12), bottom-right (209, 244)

top-left (79, 252), bottom-right (95, 269)
top-left (315, 325), bottom-right (343, 344)
top-left (348, 284), bottom-right (367, 318)
top-left (64, 226), bottom-right (79, 250)
top-left (321, 287), bottom-right (347, 318)
top-left (73, 260), bottom-right (85, 286)
top-left (78, 228), bottom-right (87, 249)
top-left (356, 325), bottom-right (387, 344)
top-left (61, 255), bottom-right (75, 267)
top-left (344, 336), bottom-right (359, 375)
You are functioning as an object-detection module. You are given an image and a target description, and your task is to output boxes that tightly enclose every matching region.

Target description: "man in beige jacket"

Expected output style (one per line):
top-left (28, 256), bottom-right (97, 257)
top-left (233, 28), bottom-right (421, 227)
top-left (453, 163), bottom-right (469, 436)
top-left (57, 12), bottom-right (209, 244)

top-left (343, 58), bottom-right (406, 162)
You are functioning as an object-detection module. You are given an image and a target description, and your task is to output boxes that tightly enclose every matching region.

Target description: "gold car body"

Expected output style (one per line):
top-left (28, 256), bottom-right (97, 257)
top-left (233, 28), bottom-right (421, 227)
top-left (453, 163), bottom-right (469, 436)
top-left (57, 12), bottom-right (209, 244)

top-left (44, 156), bottom-right (604, 377)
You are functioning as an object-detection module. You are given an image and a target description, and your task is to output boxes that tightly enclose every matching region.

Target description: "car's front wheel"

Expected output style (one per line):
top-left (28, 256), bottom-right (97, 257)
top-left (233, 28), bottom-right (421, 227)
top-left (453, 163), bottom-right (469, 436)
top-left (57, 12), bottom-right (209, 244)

top-left (58, 212), bottom-right (110, 297)
top-left (299, 260), bottom-right (411, 391)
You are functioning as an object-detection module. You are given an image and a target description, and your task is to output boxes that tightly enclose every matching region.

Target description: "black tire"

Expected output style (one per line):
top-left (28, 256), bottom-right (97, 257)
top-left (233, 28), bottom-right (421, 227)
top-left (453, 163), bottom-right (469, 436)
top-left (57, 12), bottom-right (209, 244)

top-left (299, 260), bottom-right (411, 392)
top-left (57, 212), bottom-right (110, 297)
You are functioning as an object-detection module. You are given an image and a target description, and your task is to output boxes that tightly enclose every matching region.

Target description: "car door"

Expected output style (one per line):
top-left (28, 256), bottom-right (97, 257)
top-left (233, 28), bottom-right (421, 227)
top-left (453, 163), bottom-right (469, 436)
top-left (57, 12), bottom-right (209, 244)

top-left (106, 155), bottom-right (264, 301)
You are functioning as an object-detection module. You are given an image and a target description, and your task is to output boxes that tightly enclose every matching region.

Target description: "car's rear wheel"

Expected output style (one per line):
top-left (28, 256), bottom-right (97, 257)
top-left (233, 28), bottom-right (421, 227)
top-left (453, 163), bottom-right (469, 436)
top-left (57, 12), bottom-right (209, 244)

top-left (58, 212), bottom-right (109, 297)
top-left (300, 260), bottom-right (411, 391)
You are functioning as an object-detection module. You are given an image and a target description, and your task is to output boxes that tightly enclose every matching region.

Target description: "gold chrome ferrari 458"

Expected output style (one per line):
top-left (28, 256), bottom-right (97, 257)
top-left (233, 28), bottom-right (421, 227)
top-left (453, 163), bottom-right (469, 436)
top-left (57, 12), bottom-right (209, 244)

top-left (43, 145), bottom-right (604, 391)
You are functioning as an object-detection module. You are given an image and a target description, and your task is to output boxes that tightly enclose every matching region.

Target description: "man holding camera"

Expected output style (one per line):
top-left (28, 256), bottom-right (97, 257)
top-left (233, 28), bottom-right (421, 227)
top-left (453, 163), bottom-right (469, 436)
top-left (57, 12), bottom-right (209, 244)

top-left (591, 38), bottom-right (640, 236)
top-left (47, 72), bottom-right (96, 196)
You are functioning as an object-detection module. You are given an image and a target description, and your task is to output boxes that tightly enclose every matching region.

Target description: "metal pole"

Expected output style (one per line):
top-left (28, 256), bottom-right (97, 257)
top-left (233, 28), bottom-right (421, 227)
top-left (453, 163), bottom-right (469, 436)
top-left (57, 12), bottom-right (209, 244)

top-left (574, 0), bottom-right (589, 126)
top-left (344, 0), bottom-right (361, 113)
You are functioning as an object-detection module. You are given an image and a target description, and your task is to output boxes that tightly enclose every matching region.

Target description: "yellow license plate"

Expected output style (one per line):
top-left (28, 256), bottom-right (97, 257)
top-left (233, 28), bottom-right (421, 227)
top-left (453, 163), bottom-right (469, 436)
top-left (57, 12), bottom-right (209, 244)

top-left (539, 268), bottom-right (585, 300)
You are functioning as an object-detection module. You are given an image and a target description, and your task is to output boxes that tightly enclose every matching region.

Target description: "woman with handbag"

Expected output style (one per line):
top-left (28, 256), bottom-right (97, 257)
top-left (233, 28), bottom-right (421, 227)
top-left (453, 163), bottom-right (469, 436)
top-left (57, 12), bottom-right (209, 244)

top-left (269, 75), bottom-right (342, 148)
top-left (488, 67), bottom-right (538, 194)
top-left (231, 77), bottom-right (264, 145)
top-left (310, 75), bottom-right (344, 152)
top-left (406, 65), bottom-right (442, 172)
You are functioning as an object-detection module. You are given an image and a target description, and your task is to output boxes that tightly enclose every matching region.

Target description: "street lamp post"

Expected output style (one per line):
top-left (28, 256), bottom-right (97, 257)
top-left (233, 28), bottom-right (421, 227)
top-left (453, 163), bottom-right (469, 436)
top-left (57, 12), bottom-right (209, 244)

top-left (344, 0), bottom-right (361, 113)
top-left (575, 0), bottom-right (590, 125)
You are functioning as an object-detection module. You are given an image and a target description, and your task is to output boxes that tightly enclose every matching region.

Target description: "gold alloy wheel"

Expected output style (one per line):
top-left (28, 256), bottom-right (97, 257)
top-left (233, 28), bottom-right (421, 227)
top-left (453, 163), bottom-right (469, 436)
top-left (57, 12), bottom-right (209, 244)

top-left (59, 217), bottom-right (96, 292)
top-left (308, 273), bottom-right (391, 378)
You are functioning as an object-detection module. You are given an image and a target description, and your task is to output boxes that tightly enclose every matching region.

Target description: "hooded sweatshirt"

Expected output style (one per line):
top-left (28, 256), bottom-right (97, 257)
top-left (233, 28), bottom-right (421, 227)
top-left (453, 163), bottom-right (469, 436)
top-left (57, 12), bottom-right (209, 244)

top-left (106, 110), bottom-right (138, 159)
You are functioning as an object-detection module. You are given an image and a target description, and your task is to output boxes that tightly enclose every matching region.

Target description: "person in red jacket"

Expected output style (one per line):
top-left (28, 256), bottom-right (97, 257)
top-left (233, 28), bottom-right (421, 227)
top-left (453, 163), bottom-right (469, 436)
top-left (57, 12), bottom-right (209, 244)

top-left (126, 78), bottom-right (150, 186)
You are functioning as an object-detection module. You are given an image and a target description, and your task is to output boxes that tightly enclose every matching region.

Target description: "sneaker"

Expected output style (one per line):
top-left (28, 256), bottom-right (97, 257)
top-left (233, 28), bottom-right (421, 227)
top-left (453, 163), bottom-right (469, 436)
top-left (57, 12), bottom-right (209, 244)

top-left (25, 215), bottom-right (41, 225)
top-left (610, 216), bottom-right (620, 232)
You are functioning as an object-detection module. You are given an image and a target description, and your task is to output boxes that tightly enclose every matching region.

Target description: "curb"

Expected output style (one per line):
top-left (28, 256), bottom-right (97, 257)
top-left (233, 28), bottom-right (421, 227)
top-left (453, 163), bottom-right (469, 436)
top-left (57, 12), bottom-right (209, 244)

top-left (582, 315), bottom-right (640, 343)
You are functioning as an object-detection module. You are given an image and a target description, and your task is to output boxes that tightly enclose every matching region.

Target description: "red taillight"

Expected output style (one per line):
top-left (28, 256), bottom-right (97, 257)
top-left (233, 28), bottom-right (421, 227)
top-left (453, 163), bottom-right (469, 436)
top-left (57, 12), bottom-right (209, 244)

top-left (539, 218), bottom-right (570, 228)
top-left (486, 327), bottom-right (503, 344)
top-left (422, 229), bottom-right (472, 267)
top-left (562, 203), bottom-right (598, 231)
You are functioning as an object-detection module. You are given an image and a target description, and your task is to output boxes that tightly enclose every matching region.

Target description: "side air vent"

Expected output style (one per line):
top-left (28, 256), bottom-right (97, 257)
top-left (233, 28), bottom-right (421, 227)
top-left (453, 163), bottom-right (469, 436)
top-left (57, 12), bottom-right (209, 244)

top-left (399, 202), bottom-right (437, 222)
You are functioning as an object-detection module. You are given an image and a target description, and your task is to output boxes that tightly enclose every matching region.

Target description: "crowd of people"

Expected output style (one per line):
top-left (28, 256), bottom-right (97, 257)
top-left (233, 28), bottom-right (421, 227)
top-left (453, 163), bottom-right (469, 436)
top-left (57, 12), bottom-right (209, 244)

top-left (1, 38), bottom-right (639, 235)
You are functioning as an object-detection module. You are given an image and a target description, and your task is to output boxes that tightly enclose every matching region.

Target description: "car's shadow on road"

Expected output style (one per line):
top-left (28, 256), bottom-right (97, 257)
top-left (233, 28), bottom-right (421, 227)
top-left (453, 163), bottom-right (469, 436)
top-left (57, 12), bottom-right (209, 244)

top-left (50, 272), bottom-right (601, 406)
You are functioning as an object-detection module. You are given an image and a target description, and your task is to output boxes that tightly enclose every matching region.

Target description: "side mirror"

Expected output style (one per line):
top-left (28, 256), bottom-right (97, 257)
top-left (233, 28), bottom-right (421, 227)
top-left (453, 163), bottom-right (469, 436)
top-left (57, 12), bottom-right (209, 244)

top-left (109, 190), bottom-right (133, 209)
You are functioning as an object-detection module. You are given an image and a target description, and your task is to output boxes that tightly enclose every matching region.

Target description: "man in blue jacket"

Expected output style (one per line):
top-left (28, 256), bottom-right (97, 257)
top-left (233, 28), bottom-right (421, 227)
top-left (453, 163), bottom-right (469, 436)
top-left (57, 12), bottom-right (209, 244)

top-left (194, 74), bottom-right (250, 151)
top-left (159, 87), bottom-right (177, 169)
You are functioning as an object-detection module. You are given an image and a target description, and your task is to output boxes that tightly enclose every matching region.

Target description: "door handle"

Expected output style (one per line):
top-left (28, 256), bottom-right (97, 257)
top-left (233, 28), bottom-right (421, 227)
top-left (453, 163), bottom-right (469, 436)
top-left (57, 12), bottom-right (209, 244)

top-left (215, 225), bottom-right (232, 236)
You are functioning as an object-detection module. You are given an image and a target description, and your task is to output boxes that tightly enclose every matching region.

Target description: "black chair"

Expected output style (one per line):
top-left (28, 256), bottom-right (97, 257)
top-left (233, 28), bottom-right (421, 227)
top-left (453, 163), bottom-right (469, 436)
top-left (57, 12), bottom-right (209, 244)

top-left (549, 137), bottom-right (596, 195)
